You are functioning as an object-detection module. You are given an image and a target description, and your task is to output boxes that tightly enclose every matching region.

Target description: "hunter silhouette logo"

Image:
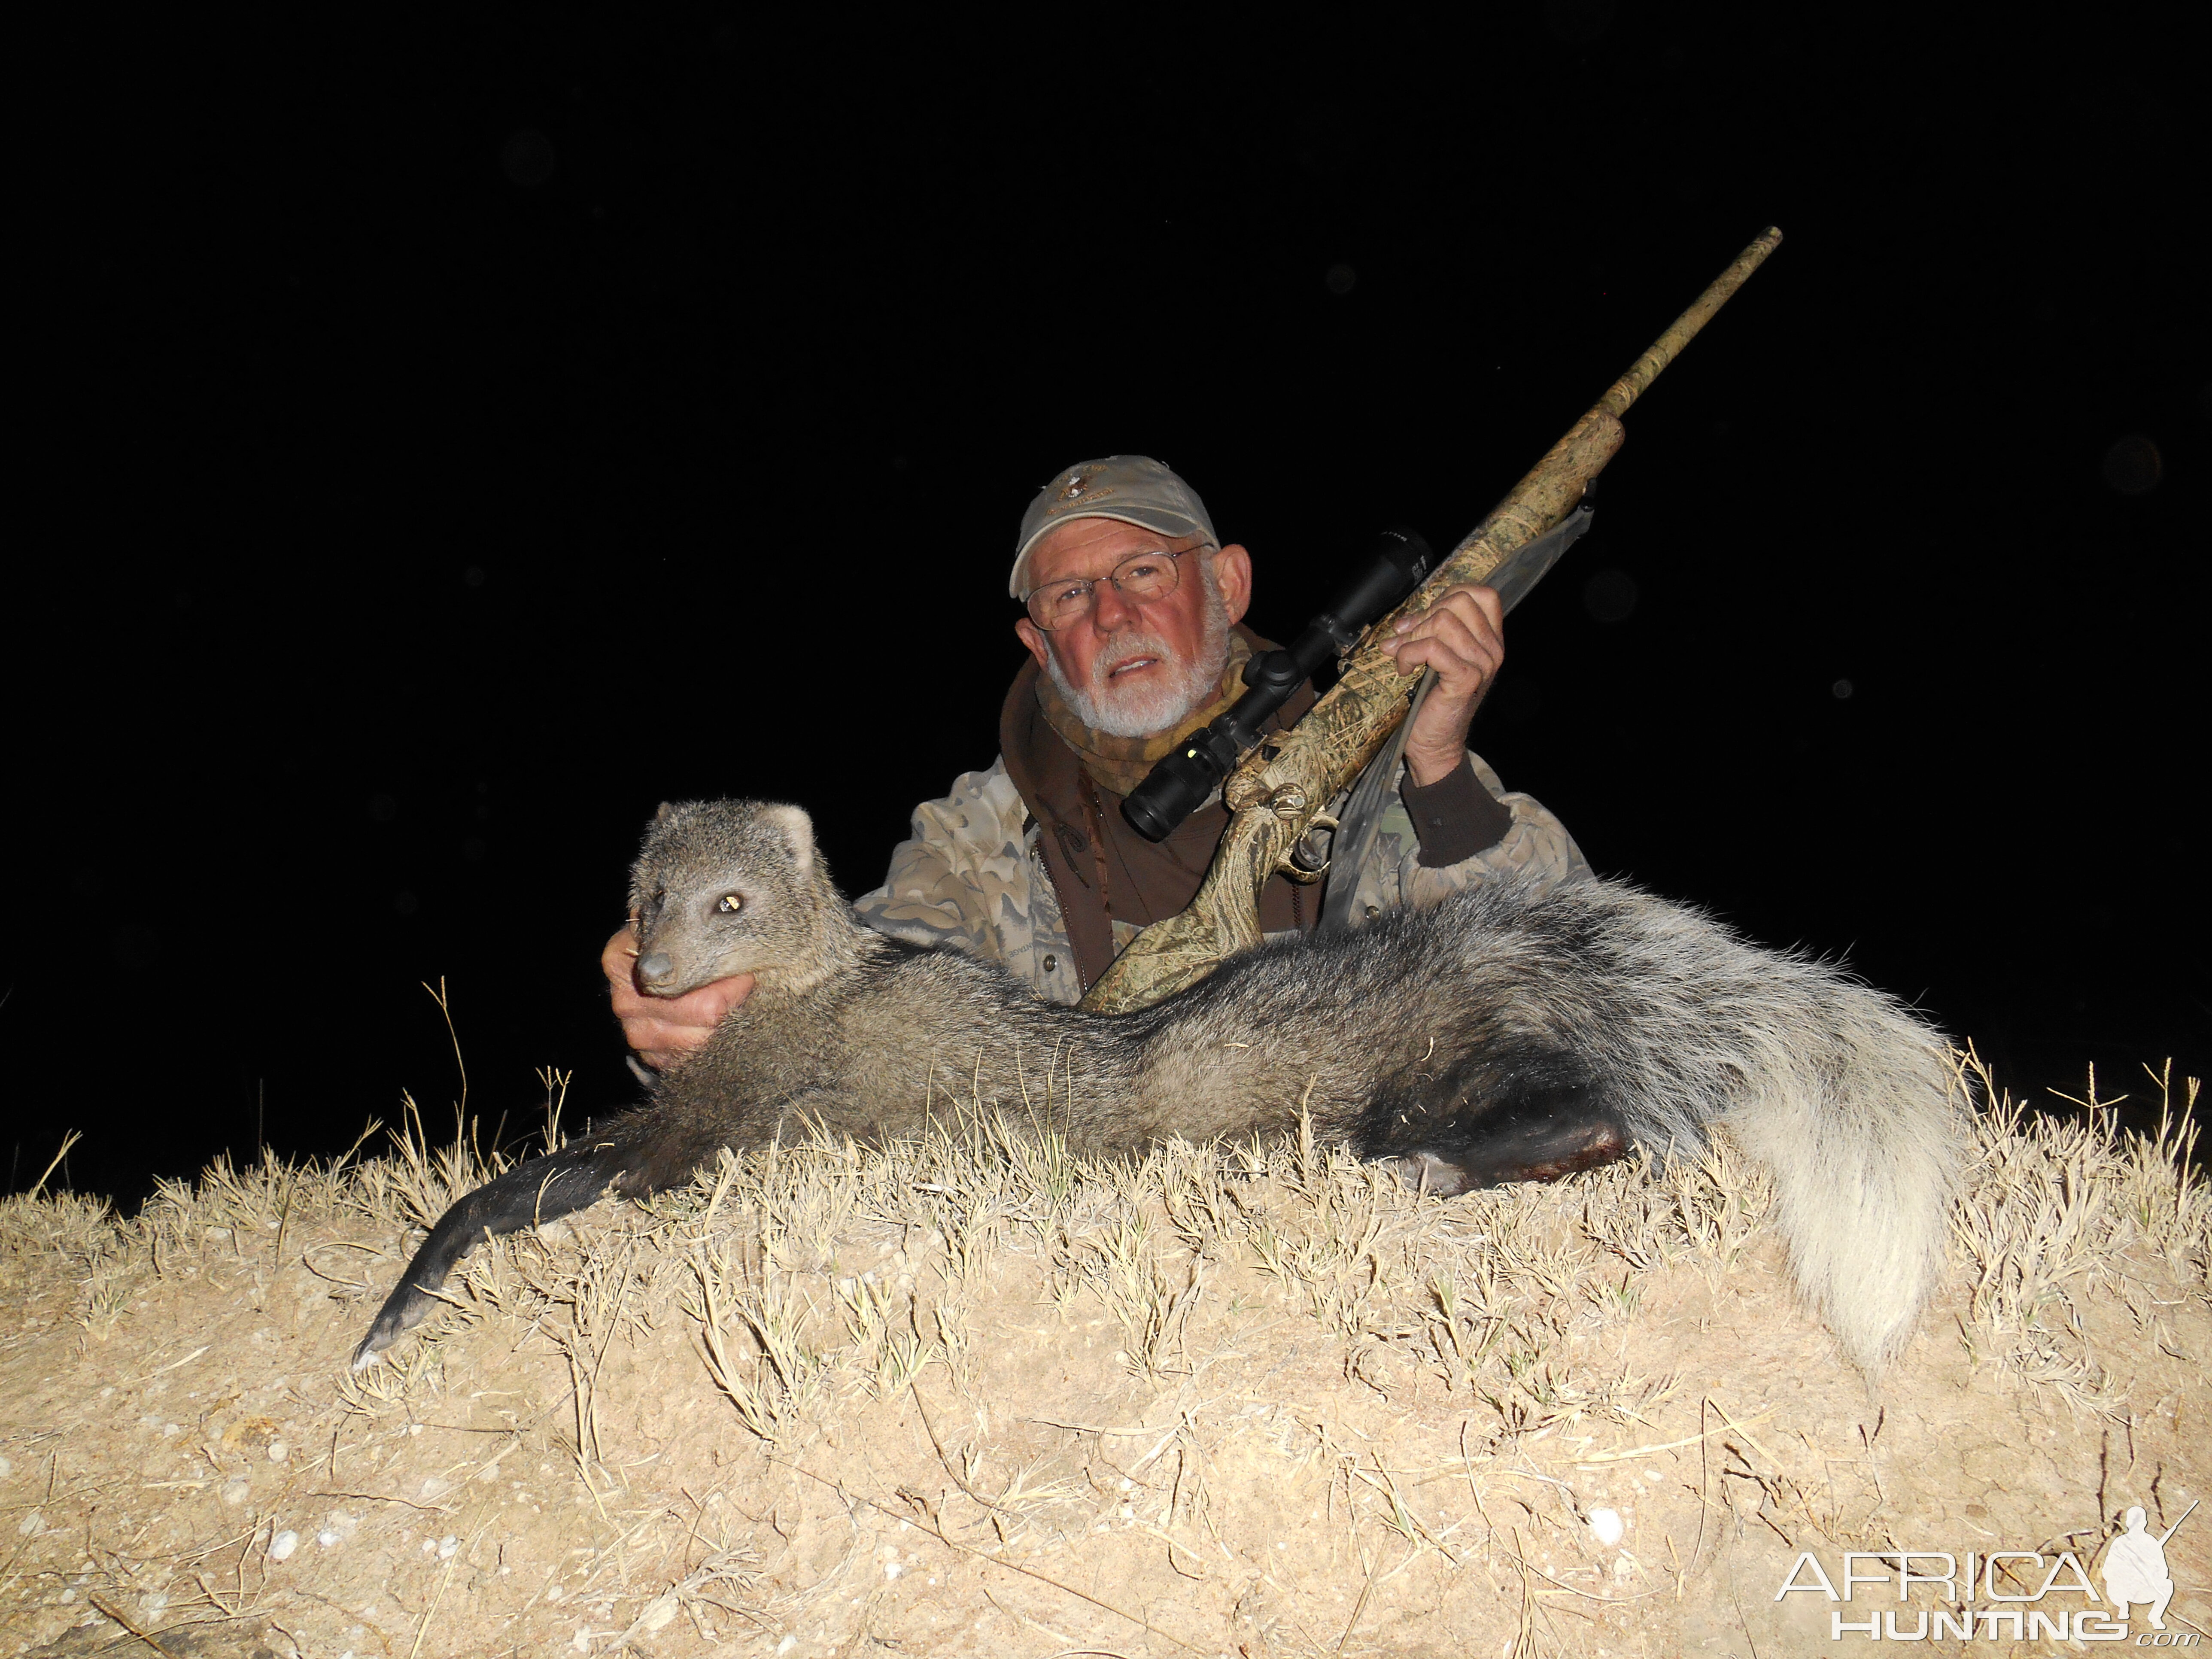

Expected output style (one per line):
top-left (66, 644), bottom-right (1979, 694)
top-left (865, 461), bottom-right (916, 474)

top-left (2105, 1503), bottom-right (2189, 1632)
top-left (1773, 1497), bottom-right (2199, 1644)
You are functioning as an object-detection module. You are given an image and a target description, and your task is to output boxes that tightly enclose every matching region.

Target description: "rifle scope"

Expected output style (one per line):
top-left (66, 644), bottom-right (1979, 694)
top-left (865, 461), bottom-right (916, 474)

top-left (1122, 525), bottom-right (1437, 842)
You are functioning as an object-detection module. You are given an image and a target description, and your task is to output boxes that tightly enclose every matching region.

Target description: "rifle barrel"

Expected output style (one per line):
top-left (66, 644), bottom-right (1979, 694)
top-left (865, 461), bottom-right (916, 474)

top-left (2159, 1498), bottom-right (2199, 1545)
top-left (1600, 226), bottom-right (1784, 419)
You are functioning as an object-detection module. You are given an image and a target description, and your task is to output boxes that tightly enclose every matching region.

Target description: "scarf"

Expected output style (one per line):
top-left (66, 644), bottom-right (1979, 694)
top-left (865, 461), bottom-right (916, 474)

top-left (1000, 626), bottom-right (1317, 991)
top-left (1033, 631), bottom-right (1256, 799)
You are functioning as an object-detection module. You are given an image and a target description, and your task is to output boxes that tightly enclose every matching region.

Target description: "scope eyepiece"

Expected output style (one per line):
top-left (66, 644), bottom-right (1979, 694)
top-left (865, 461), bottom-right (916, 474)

top-left (1119, 744), bottom-right (1224, 842)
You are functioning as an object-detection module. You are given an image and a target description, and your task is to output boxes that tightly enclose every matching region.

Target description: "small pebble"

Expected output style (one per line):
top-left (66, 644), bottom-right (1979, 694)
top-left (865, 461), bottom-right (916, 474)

top-left (269, 1531), bottom-right (298, 1562)
top-left (1589, 1507), bottom-right (1626, 1547)
top-left (0, 1454), bottom-right (12, 1477)
top-left (58, 1589), bottom-right (75, 1604)
top-left (141, 1592), bottom-right (167, 1619)
top-left (317, 1528), bottom-right (341, 1549)
top-left (545, 1584), bottom-right (564, 1602)
top-left (438, 1534), bottom-right (459, 1559)
top-left (267, 1440), bottom-right (289, 1463)
top-left (17, 1511), bottom-right (41, 1537)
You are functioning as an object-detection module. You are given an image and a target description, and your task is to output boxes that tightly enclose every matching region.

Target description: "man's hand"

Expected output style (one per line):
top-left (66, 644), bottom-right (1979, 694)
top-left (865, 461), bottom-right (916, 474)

top-left (1379, 583), bottom-right (1506, 786)
top-left (601, 921), bottom-right (754, 1070)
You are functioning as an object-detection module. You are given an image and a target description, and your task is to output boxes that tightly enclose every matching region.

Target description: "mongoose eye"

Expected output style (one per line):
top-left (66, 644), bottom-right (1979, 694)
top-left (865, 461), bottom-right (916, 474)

top-left (716, 893), bottom-right (744, 915)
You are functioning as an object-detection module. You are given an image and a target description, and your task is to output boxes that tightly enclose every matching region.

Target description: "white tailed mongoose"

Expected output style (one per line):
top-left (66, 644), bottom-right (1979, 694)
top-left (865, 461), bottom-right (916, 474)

top-left (354, 798), bottom-right (1964, 1372)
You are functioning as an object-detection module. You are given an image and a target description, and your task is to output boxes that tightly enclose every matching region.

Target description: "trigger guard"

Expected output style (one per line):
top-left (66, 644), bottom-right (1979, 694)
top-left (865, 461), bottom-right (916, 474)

top-left (1284, 810), bottom-right (1340, 882)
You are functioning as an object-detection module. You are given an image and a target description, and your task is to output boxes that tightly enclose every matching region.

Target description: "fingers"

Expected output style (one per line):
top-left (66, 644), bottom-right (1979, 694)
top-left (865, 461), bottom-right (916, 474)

top-left (616, 972), bottom-right (757, 1068)
top-left (604, 918), bottom-right (755, 1068)
top-left (1389, 610), bottom-right (1495, 680)
top-left (687, 973), bottom-right (757, 1023)
top-left (1455, 583), bottom-right (1505, 638)
top-left (601, 921), bottom-right (641, 991)
top-left (1389, 586), bottom-right (1507, 787)
top-left (1382, 585), bottom-right (1504, 687)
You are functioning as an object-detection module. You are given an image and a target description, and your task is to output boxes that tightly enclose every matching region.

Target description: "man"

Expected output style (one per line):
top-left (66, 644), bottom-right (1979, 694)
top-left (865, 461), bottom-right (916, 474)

top-left (2100, 1507), bottom-right (2176, 1631)
top-left (605, 455), bottom-right (1588, 1067)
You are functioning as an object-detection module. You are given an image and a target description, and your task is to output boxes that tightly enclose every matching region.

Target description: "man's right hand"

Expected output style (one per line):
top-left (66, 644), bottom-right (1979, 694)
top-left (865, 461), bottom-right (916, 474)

top-left (601, 922), bottom-right (754, 1070)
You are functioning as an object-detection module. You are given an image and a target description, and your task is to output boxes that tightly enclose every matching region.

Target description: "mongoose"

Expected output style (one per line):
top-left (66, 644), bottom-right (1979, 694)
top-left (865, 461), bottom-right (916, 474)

top-left (355, 798), bottom-right (1964, 1372)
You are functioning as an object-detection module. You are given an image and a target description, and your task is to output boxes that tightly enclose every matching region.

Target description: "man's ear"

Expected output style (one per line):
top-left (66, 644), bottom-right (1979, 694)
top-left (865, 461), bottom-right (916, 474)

top-left (1013, 616), bottom-right (1054, 673)
top-left (755, 803), bottom-right (817, 879)
top-left (1212, 543), bottom-right (1254, 628)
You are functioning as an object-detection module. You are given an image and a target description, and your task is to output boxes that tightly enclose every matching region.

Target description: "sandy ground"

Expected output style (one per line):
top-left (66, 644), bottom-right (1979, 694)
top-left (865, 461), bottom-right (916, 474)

top-left (2, 1068), bottom-right (2204, 1658)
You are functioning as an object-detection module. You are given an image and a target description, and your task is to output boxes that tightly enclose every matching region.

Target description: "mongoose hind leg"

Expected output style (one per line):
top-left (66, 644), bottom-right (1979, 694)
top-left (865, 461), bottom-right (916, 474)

top-left (1374, 1085), bottom-right (1632, 1197)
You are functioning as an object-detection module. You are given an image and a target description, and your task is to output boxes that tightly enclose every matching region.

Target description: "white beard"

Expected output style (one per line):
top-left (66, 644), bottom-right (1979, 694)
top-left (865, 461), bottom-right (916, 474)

top-left (1045, 569), bottom-right (1233, 739)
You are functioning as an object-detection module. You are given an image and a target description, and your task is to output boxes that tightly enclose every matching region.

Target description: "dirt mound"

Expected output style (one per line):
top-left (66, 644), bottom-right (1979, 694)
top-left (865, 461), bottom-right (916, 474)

top-left (2, 1060), bottom-right (2204, 1657)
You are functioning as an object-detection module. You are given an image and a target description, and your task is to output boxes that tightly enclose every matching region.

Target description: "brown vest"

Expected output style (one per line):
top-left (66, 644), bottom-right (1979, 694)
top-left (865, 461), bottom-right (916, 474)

top-left (998, 627), bottom-right (1318, 992)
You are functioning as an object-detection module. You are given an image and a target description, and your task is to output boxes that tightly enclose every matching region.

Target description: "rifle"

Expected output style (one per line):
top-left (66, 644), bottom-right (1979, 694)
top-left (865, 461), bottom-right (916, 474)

top-left (2160, 1499), bottom-right (2198, 1547)
top-left (1080, 228), bottom-right (1785, 1015)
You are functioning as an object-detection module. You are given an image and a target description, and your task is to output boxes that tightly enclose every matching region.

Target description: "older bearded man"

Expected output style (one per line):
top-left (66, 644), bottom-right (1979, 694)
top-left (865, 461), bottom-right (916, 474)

top-left (605, 455), bottom-right (1589, 1066)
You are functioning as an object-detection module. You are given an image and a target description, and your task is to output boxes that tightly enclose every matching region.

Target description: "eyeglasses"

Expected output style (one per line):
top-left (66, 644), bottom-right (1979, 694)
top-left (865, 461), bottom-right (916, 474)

top-left (1022, 544), bottom-right (1212, 631)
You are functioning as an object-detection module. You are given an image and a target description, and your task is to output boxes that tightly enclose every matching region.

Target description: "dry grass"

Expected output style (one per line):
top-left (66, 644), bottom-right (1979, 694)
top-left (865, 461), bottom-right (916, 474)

top-left (1, 1050), bottom-right (2204, 1656)
top-left (1949, 1052), bottom-right (2207, 1408)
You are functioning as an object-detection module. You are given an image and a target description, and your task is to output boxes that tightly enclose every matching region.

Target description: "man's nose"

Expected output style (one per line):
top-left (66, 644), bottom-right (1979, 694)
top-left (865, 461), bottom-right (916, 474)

top-left (1090, 575), bottom-right (1140, 632)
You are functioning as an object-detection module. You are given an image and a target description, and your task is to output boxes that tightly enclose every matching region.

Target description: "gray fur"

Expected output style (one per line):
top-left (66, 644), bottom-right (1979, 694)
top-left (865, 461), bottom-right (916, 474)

top-left (355, 798), bottom-right (1964, 1373)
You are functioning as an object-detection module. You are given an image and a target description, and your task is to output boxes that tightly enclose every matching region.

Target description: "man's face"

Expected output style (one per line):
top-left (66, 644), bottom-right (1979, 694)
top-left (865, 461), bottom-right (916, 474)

top-left (1014, 517), bottom-right (1254, 739)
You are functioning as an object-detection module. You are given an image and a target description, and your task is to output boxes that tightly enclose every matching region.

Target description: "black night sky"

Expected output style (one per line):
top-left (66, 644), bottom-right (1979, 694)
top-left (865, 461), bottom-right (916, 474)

top-left (13, 8), bottom-right (2206, 1211)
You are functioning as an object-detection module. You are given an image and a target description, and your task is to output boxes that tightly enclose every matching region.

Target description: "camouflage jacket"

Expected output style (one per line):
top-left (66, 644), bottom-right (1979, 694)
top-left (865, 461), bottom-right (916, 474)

top-left (854, 748), bottom-right (1590, 1006)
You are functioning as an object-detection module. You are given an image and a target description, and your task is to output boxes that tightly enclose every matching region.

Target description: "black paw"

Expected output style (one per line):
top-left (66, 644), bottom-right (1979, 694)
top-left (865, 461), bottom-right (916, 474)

top-left (1382, 1089), bottom-right (1631, 1193)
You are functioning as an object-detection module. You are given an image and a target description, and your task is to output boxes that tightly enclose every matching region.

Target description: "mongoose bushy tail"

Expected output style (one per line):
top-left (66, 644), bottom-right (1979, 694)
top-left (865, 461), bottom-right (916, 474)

top-left (353, 799), bottom-right (1965, 1373)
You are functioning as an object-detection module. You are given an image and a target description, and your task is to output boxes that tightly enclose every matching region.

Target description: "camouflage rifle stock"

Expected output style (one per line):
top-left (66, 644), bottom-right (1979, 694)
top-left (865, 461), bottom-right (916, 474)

top-left (1081, 227), bottom-right (1785, 1014)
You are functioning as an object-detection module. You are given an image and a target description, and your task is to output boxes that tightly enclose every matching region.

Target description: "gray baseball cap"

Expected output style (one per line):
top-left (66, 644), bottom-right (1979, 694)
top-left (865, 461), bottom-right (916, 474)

top-left (1009, 455), bottom-right (1218, 598)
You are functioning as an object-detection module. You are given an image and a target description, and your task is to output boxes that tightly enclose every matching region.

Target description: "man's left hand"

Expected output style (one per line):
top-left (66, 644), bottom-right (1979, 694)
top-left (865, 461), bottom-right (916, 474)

top-left (1378, 583), bottom-right (1505, 787)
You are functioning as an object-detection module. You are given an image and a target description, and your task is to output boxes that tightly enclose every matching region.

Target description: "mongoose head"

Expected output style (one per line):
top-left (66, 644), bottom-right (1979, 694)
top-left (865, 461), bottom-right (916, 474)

top-left (627, 799), bottom-right (858, 997)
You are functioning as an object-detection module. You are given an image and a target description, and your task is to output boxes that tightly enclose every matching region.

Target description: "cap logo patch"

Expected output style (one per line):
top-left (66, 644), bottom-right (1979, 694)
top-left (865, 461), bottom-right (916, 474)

top-left (1060, 473), bottom-right (1088, 499)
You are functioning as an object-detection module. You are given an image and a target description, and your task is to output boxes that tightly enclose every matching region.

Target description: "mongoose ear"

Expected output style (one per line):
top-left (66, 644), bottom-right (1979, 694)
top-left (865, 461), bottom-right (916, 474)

top-left (756, 804), bottom-right (817, 879)
top-left (654, 801), bottom-right (676, 823)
